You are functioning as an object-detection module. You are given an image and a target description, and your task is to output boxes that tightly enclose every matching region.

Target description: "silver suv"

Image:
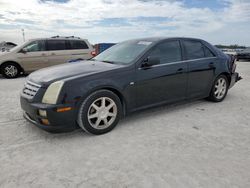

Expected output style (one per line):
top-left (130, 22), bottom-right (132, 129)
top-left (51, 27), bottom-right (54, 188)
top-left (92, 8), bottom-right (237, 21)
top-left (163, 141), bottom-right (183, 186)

top-left (0, 36), bottom-right (94, 78)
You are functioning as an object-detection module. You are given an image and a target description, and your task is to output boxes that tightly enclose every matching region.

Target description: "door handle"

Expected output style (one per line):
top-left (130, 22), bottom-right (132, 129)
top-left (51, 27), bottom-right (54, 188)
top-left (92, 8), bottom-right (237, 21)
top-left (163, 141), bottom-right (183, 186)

top-left (176, 68), bottom-right (184, 73)
top-left (209, 62), bottom-right (215, 68)
top-left (51, 52), bottom-right (56, 55)
top-left (41, 53), bottom-right (46, 56)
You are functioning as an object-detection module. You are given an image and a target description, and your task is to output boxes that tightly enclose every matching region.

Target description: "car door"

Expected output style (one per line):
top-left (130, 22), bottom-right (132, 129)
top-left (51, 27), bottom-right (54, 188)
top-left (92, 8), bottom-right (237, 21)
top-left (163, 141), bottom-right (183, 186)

top-left (17, 40), bottom-right (49, 72)
top-left (135, 40), bottom-right (188, 108)
top-left (69, 40), bottom-right (92, 60)
top-left (182, 40), bottom-right (217, 99)
top-left (46, 40), bottom-right (70, 66)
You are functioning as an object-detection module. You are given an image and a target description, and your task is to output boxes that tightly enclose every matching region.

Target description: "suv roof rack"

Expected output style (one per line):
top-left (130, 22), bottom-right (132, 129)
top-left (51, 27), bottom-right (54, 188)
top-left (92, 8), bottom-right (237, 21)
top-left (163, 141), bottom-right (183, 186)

top-left (51, 35), bottom-right (81, 39)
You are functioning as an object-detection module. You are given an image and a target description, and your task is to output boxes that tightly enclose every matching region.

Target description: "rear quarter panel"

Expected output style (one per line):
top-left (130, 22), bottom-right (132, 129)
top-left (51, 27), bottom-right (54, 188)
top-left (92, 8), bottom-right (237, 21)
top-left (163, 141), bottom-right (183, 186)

top-left (70, 49), bottom-right (92, 60)
top-left (203, 41), bottom-right (231, 78)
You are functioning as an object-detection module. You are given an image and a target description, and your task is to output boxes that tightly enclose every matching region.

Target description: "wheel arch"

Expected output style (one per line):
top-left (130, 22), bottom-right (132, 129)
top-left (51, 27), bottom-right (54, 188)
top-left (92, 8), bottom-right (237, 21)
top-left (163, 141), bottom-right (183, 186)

top-left (99, 87), bottom-right (127, 117)
top-left (219, 72), bottom-right (231, 85)
top-left (78, 86), bottom-right (127, 117)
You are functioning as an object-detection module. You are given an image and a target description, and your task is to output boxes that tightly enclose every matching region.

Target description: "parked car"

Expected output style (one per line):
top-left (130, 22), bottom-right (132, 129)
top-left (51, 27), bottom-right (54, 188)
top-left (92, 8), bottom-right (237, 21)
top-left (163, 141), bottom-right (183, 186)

top-left (0, 36), bottom-right (94, 78)
top-left (20, 37), bottom-right (241, 135)
top-left (0, 41), bottom-right (17, 52)
top-left (221, 48), bottom-right (237, 56)
top-left (236, 47), bottom-right (250, 61)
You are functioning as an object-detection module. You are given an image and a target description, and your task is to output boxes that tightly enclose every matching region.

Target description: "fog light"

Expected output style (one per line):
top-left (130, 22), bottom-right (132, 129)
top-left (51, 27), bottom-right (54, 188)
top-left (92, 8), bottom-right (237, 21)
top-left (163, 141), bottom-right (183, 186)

top-left (41, 118), bottom-right (49, 125)
top-left (38, 110), bottom-right (47, 117)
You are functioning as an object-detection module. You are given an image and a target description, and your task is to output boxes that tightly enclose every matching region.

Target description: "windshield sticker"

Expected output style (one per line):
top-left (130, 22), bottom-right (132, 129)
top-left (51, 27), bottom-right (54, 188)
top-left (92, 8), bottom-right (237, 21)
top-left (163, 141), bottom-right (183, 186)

top-left (138, 41), bottom-right (152, 45)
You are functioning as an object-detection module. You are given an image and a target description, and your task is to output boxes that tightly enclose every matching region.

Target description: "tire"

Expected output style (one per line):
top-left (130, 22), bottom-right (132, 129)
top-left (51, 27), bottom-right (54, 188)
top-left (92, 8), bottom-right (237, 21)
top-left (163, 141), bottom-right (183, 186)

top-left (77, 89), bottom-right (122, 135)
top-left (208, 75), bottom-right (229, 102)
top-left (1, 62), bottom-right (20, 78)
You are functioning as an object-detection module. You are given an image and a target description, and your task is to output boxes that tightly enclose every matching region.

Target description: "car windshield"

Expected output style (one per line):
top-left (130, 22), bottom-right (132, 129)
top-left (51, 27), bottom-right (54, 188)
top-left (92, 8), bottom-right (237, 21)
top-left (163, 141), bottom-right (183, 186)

top-left (92, 40), bottom-right (153, 64)
top-left (9, 41), bottom-right (28, 52)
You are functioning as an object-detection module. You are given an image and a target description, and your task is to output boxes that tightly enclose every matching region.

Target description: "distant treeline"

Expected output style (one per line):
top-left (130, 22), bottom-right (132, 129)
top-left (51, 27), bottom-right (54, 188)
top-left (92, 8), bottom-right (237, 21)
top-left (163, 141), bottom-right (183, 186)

top-left (215, 44), bottom-right (246, 49)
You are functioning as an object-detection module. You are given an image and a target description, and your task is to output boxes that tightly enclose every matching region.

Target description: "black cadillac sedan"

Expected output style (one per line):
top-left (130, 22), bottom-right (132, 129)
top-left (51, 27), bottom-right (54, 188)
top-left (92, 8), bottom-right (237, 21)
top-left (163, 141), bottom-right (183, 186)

top-left (20, 37), bottom-right (241, 135)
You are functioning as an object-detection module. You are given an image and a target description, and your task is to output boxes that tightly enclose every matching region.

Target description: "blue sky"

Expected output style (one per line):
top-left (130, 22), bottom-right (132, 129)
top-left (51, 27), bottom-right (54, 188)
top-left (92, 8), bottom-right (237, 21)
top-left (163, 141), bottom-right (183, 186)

top-left (0, 0), bottom-right (250, 45)
top-left (182, 0), bottom-right (225, 9)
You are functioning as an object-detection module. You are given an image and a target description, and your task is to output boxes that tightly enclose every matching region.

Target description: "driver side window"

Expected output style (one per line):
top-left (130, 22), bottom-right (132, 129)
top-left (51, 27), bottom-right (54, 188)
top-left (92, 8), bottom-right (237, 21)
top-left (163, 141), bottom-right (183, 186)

top-left (22, 40), bottom-right (45, 52)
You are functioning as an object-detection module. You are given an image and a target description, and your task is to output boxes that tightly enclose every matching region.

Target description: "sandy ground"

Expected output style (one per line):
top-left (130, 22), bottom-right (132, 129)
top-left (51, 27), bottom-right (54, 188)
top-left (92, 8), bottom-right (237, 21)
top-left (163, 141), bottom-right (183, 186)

top-left (0, 61), bottom-right (250, 188)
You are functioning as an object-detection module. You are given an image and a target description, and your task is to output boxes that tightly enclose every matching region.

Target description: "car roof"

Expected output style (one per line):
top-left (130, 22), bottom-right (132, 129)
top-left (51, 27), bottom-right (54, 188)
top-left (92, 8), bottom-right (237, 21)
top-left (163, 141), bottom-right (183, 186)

top-left (28, 37), bottom-right (88, 41)
top-left (126, 37), bottom-right (204, 43)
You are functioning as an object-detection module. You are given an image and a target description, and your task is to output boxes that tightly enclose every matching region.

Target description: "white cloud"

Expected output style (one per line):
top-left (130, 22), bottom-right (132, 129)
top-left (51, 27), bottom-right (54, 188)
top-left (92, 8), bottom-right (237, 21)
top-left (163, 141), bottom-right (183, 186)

top-left (0, 0), bottom-right (249, 45)
top-left (222, 0), bottom-right (250, 22)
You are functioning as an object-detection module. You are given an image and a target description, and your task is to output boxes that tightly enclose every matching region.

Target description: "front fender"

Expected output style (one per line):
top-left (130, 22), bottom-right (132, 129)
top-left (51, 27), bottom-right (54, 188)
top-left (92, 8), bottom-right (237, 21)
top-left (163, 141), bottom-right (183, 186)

top-left (58, 68), bottom-right (136, 111)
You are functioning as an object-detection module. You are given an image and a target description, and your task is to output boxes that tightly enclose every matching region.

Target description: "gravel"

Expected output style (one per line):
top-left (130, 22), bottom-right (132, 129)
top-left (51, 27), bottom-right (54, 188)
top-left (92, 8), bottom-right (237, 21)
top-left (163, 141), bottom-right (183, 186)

top-left (0, 61), bottom-right (250, 188)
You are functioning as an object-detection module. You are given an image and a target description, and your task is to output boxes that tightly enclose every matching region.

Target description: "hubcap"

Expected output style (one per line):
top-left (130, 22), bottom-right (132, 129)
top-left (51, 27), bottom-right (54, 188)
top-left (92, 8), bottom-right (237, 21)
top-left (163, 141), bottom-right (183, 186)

top-left (214, 78), bottom-right (227, 99)
top-left (87, 97), bottom-right (117, 130)
top-left (4, 65), bottom-right (18, 77)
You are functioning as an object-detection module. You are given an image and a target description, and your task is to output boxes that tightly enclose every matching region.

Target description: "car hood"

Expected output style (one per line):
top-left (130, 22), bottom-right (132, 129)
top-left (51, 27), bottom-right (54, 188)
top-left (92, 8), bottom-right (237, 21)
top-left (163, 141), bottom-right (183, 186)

top-left (0, 51), bottom-right (11, 59)
top-left (28, 60), bottom-right (123, 85)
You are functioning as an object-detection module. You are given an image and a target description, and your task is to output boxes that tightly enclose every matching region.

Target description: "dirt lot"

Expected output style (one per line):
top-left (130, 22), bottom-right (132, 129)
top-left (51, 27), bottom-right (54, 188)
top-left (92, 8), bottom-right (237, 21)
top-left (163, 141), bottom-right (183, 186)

top-left (0, 61), bottom-right (250, 188)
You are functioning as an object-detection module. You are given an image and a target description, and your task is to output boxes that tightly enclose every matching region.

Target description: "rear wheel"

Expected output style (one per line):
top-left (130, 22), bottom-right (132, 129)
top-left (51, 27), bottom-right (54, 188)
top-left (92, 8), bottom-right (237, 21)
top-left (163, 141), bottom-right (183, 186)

top-left (208, 75), bottom-right (229, 102)
top-left (77, 90), bottom-right (122, 135)
top-left (1, 62), bottom-right (20, 78)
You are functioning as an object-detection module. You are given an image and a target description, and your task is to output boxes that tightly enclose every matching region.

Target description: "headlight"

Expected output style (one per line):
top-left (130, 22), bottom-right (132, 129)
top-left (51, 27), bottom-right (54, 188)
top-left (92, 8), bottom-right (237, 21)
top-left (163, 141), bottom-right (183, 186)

top-left (42, 81), bottom-right (64, 104)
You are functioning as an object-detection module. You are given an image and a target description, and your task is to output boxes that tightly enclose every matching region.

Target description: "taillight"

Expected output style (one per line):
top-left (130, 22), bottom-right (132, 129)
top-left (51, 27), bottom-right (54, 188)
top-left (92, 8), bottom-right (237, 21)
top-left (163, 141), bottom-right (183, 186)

top-left (229, 55), bottom-right (236, 73)
top-left (91, 51), bottom-right (96, 57)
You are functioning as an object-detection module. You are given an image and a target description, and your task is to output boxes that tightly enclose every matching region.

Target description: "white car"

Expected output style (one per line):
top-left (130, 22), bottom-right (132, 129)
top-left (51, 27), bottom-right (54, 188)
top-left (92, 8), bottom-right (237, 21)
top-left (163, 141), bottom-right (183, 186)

top-left (0, 36), bottom-right (94, 78)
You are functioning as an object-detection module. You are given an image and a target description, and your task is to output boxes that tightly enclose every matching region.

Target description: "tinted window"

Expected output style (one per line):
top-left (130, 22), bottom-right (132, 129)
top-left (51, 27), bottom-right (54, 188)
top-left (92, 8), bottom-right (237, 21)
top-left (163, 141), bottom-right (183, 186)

top-left (47, 40), bottom-right (66, 51)
top-left (70, 40), bottom-right (88, 49)
top-left (203, 45), bottom-right (215, 57)
top-left (183, 40), bottom-right (204, 60)
top-left (23, 40), bottom-right (45, 52)
top-left (149, 40), bottom-right (182, 64)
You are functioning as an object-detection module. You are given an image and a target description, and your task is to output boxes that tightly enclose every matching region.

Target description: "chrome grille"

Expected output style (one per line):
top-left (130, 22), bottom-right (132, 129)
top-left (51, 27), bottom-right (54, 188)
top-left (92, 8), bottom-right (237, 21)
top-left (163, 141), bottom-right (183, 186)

top-left (22, 81), bottom-right (41, 99)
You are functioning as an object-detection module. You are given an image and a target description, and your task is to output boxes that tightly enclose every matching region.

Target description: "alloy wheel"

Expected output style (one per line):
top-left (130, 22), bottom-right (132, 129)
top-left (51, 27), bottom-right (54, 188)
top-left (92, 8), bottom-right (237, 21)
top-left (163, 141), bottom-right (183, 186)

top-left (4, 65), bottom-right (18, 77)
top-left (87, 97), bottom-right (117, 130)
top-left (214, 77), bottom-right (227, 99)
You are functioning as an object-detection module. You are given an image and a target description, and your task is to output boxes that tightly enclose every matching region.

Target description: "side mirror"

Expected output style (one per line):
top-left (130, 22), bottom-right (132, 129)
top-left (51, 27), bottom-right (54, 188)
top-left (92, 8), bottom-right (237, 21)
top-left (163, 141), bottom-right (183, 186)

top-left (141, 56), bottom-right (160, 68)
top-left (20, 48), bottom-right (28, 53)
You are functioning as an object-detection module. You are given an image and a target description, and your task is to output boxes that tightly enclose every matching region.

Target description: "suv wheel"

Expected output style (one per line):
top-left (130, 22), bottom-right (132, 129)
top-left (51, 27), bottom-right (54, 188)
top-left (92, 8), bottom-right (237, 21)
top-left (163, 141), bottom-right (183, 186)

top-left (77, 90), bottom-right (122, 135)
top-left (1, 63), bottom-right (20, 78)
top-left (208, 75), bottom-right (229, 102)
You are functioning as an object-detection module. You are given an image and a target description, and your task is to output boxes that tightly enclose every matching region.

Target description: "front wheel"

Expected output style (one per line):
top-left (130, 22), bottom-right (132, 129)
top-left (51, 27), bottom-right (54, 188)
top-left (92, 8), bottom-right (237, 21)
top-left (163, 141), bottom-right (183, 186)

top-left (77, 90), bottom-right (122, 135)
top-left (1, 63), bottom-right (20, 78)
top-left (208, 75), bottom-right (229, 102)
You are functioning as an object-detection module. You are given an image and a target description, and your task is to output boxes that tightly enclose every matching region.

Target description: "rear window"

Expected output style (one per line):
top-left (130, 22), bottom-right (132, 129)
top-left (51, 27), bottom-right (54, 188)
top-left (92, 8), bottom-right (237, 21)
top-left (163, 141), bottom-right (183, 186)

top-left (47, 40), bottom-right (66, 51)
top-left (69, 40), bottom-right (89, 49)
top-left (183, 40), bottom-right (204, 60)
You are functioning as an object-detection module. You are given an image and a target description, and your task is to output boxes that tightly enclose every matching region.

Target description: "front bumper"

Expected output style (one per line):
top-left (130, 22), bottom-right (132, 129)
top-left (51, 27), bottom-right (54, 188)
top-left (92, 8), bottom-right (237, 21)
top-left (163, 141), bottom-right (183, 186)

top-left (20, 96), bottom-right (78, 132)
top-left (229, 72), bottom-right (242, 89)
